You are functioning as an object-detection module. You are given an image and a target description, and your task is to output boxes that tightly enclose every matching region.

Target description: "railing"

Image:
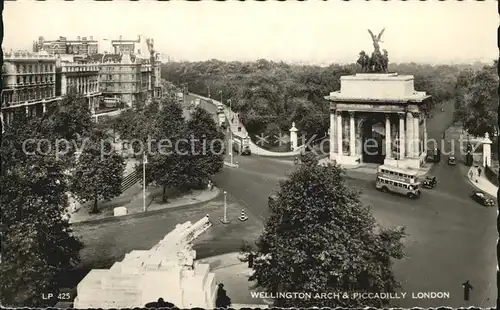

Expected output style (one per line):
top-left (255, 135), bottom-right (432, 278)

top-left (4, 53), bottom-right (56, 60)
top-left (121, 170), bottom-right (140, 193)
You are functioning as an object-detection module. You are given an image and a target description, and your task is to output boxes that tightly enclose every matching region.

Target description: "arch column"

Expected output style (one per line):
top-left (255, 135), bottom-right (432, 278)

top-left (398, 113), bottom-right (406, 160)
top-left (385, 114), bottom-right (392, 159)
top-left (413, 112), bottom-right (420, 157)
top-left (406, 112), bottom-right (414, 158)
top-left (329, 110), bottom-right (336, 155)
top-left (336, 111), bottom-right (343, 158)
top-left (349, 111), bottom-right (356, 156)
top-left (423, 116), bottom-right (428, 153)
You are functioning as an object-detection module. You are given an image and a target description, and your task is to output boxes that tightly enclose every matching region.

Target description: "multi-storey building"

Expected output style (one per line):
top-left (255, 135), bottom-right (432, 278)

top-left (1, 51), bottom-right (57, 124)
top-left (56, 55), bottom-right (102, 113)
top-left (33, 36), bottom-right (99, 55)
top-left (1, 35), bottom-right (162, 128)
top-left (111, 37), bottom-right (139, 54)
top-left (1, 51), bottom-right (103, 126)
top-left (94, 52), bottom-right (151, 107)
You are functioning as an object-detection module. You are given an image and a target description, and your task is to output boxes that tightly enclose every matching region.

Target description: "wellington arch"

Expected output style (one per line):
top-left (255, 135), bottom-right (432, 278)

top-left (325, 73), bottom-right (432, 169)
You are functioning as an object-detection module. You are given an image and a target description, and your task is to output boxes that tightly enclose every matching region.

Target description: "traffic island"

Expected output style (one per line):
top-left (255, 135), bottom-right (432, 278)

top-left (224, 161), bottom-right (239, 168)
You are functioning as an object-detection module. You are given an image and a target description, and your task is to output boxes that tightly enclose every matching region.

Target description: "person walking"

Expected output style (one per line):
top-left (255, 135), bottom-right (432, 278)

top-left (478, 167), bottom-right (482, 177)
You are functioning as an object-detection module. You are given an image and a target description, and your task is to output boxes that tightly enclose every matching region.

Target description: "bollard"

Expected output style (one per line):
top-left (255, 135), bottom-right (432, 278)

top-left (238, 209), bottom-right (248, 222)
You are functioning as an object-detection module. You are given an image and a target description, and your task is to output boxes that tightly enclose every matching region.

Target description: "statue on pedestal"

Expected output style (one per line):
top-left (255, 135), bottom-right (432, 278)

top-left (357, 28), bottom-right (389, 73)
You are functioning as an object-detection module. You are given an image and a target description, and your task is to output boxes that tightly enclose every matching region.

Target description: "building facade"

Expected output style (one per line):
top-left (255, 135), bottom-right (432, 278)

top-left (56, 55), bottom-right (102, 113)
top-left (33, 36), bottom-right (99, 55)
top-left (95, 51), bottom-right (161, 108)
top-left (1, 51), bottom-right (58, 124)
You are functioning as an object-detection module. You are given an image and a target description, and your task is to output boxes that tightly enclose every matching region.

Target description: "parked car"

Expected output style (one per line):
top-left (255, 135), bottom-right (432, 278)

top-left (448, 155), bottom-right (456, 165)
top-left (422, 176), bottom-right (437, 189)
top-left (471, 191), bottom-right (495, 206)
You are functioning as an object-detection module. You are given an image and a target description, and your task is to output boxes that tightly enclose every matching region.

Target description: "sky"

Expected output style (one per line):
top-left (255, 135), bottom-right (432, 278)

top-left (3, 0), bottom-right (498, 65)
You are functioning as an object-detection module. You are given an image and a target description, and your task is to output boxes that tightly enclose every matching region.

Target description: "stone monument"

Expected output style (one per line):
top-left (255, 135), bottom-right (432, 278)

top-left (74, 215), bottom-right (217, 309)
top-left (482, 132), bottom-right (492, 167)
top-left (326, 28), bottom-right (431, 169)
top-left (289, 122), bottom-right (298, 151)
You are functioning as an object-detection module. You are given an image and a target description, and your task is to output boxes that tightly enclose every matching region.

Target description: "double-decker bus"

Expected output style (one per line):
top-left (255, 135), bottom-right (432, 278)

top-left (377, 165), bottom-right (419, 184)
top-left (376, 165), bottom-right (421, 199)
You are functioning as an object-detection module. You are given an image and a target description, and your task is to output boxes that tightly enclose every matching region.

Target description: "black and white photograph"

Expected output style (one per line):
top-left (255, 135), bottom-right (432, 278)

top-left (0, 1), bottom-right (497, 309)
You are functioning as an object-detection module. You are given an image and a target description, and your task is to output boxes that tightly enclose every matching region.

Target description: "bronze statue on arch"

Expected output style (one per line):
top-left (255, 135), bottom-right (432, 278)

top-left (357, 28), bottom-right (389, 73)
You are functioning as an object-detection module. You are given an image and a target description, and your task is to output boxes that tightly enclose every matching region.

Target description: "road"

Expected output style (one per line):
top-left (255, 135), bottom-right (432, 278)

top-left (73, 97), bottom-right (495, 308)
top-left (204, 98), bottom-right (496, 308)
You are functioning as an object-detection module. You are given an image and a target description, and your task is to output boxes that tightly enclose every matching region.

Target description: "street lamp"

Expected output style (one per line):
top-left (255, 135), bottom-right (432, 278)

top-left (220, 190), bottom-right (229, 224)
top-left (142, 153), bottom-right (148, 212)
top-left (227, 99), bottom-right (234, 166)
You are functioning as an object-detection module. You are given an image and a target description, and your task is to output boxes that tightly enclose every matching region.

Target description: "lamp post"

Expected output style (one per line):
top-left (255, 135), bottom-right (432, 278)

top-left (223, 191), bottom-right (228, 223)
top-left (219, 190), bottom-right (229, 224)
top-left (227, 99), bottom-right (234, 166)
top-left (142, 153), bottom-right (148, 212)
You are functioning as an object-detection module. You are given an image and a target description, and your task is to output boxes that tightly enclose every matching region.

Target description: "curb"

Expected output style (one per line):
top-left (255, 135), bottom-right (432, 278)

top-left (70, 188), bottom-right (222, 226)
top-left (466, 166), bottom-right (498, 198)
top-left (224, 162), bottom-right (239, 168)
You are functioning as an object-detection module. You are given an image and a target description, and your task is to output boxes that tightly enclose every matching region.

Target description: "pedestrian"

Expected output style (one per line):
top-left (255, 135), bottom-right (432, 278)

top-left (462, 280), bottom-right (473, 301)
top-left (478, 167), bottom-right (482, 177)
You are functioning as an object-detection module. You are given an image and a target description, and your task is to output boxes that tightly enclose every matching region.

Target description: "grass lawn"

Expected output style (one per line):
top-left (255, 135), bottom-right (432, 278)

top-left (62, 197), bottom-right (264, 289)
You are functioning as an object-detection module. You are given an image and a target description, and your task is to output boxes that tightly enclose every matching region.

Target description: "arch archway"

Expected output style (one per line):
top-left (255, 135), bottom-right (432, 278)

top-left (360, 114), bottom-right (386, 164)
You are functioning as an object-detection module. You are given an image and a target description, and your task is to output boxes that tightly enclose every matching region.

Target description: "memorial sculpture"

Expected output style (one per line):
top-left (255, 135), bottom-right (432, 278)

top-left (74, 215), bottom-right (217, 309)
top-left (357, 28), bottom-right (389, 73)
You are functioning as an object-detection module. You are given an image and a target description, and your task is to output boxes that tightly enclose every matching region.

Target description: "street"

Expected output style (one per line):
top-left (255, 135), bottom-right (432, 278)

top-left (207, 100), bottom-right (496, 308)
top-left (72, 97), bottom-right (496, 308)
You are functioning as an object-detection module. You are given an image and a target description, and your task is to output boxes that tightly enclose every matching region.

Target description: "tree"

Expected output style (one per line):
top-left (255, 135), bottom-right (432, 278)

top-left (454, 63), bottom-right (498, 137)
top-left (185, 107), bottom-right (225, 187)
top-left (0, 112), bottom-right (83, 306)
top-left (145, 98), bottom-right (190, 202)
top-left (71, 129), bottom-right (125, 213)
top-left (45, 94), bottom-right (93, 142)
top-left (249, 161), bottom-right (405, 308)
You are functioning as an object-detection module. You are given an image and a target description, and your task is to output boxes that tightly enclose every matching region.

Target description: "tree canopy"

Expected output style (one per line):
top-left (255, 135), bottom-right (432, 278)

top-left (0, 110), bottom-right (83, 306)
top-left (162, 60), bottom-right (470, 142)
top-left (71, 129), bottom-right (125, 213)
top-left (454, 61), bottom-right (498, 137)
top-left (248, 160), bottom-right (405, 308)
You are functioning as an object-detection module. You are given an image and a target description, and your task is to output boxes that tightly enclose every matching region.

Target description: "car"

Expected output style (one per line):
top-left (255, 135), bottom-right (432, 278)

top-left (448, 155), bottom-right (456, 165)
top-left (422, 175), bottom-right (437, 189)
top-left (471, 191), bottom-right (495, 206)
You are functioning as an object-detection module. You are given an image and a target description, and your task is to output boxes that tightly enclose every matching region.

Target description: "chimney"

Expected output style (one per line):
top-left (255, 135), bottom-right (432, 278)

top-left (90, 36), bottom-right (93, 41)
top-left (77, 36), bottom-right (81, 41)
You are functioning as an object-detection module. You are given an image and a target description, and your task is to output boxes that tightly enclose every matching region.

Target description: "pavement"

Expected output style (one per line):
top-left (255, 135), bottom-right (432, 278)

top-left (197, 253), bottom-right (268, 306)
top-left (467, 165), bottom-right (498, 198)
top-left (317, 158), bottom-right (433, 177)
top-left (68, 185), bottom-right (220, 223)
